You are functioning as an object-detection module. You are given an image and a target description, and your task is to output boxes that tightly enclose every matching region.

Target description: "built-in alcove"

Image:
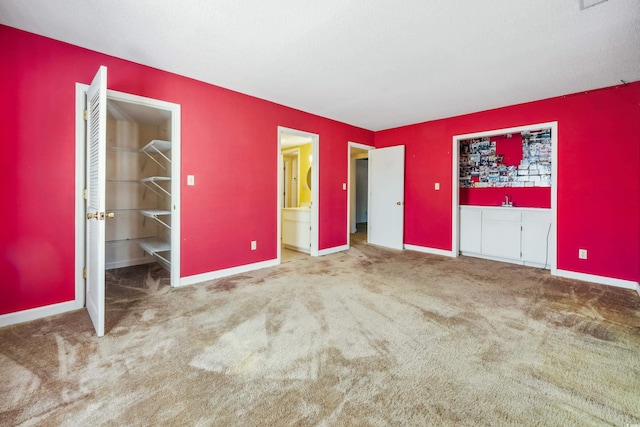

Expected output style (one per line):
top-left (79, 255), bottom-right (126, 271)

top-left (452, 122), bottom-right (558, 271)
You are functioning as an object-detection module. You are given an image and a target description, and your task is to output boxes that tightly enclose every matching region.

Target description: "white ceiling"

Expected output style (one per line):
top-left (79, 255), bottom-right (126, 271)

top-left (1, 0), bottom-right (639, 131)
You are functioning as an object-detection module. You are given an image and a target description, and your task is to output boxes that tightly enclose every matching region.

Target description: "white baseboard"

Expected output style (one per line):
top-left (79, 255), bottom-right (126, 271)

top-left (0, 299), bottom-right (83, 328)
top-left (555, 269), bottom-right (639, 291)
top-left (318, 244), bottom-right (349, 256)
top-left (179, 258), bottom-right (280, 287)
top-left (404, 244), bottom-right (455, 257)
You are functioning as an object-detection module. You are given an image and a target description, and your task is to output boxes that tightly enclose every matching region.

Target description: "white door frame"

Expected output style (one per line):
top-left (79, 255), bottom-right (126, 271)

top-left (347, 142), bottom-right (374, 247)
top-left (277, 127), bottom-right (319, 261)
top-left (75, 84), bottom-right (182, 292)
top-left (451, 121), bottom-right (558, 273)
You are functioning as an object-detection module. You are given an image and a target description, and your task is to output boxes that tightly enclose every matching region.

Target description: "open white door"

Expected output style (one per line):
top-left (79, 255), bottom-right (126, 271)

top-left (85, 66), bottom-right (108, 337)
top-left (368, 145), bottom-right (405, 250)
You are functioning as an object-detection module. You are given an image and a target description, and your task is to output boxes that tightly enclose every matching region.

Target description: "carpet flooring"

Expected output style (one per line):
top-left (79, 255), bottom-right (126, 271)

top-left (1, 235), bottom-right (639, 426)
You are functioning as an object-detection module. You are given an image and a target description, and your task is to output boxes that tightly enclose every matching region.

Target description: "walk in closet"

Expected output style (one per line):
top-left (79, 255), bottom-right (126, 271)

top-left (105, 99), bottom-right (173, 272)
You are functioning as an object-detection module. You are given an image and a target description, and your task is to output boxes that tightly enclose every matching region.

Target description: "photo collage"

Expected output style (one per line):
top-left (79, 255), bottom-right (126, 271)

top-left (459, 129), bottom-right (552, 188)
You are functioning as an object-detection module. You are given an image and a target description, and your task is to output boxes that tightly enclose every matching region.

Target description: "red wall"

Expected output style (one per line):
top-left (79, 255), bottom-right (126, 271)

top-left (375, 83), bottom-right (640, 283)
top-left (0, 26), bottom-right (373, 315)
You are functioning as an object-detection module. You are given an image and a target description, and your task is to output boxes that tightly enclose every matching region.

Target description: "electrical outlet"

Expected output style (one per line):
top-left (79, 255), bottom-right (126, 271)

top-left (187, 175), bottom-right (195, 186)
top-left (251, 241), bottom-right (257, 251)
top-left (434, 182), bottom-right (440, 190)
top-left (578, 249), bottom-right (587, 259)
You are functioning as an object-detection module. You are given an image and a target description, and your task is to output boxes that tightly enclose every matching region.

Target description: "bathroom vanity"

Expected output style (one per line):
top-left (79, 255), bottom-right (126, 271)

top-left (459, 206), bottom-right (552, 269)
top-left (282, 207), bottom-right (311, 253)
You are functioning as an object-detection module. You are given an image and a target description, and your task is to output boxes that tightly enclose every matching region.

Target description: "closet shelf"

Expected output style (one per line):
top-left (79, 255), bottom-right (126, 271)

top-left (141, 139), bottom-right (171, 153)
top-left (139, 238), bottom-right (171, 270)
top-left (140, 139), bottom-right (172, 171)
top-left (140, 209), bottom-right (171, 229)
top-left (139, 238), bottom-right (170, 254)
top-left (107, 146), bottom-right (139, 153)
top-left (140, 176), bottom-right (171, 198)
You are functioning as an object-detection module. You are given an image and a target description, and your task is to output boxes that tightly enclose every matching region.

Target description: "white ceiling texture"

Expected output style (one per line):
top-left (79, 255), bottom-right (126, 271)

top-left (1, 0), bottom-right (638, 131)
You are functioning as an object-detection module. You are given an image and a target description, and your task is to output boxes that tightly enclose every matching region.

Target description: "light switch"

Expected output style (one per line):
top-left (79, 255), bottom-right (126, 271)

top-left (435, 182), bottom-right (440, 190)
top-left (342, 183), bottom-right (346, 190)
top-left (187, 175), bottom-right (195, 186)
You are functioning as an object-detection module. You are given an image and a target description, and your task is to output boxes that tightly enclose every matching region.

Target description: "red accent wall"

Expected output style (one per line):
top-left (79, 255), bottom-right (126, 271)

top-left (0, 26), bottom-right (373, 315)
top-left (375, 83), bottom-right (640, 283)
top-left (459, 187), bottom-right (551, 208)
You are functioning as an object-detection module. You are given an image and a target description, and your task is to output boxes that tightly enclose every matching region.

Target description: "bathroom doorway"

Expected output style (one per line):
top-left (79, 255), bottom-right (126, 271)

top-left (277, 127), bottom-right (319, 261)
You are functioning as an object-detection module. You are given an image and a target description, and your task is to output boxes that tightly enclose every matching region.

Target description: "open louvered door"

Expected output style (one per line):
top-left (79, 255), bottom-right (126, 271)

top-left (85, 66), bottom-right (107, 337)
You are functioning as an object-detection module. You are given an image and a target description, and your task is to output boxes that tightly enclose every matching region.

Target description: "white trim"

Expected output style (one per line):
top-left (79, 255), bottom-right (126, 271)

top-left (347, 142), bottom-right (374, 248)
top-left (179, 259), bottom-right (279, 287)
top-left (460, 251), bottom-right (549, 269)
top-left (636, 284), bottom-right (640, 298)
top-left (318, 244), bottom-right (349, 256)
top-left (0, 300), bottom-right (82, 328)
top-left (555, 269), bottom-right (639, 291)
top-left (452, 122), bottom-right (558, 274)
top-left (404, 244), bottom-right (455, 257)
top-left (277, 127), bottom-right (320, 259)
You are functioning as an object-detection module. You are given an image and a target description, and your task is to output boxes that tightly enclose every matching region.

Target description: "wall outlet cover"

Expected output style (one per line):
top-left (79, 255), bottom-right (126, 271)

top-left (578, 249), bottom-right (587, 259)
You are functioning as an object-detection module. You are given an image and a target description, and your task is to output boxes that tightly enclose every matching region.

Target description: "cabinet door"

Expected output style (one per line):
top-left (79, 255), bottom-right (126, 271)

top-left (522, 211), bottom-right (552, 266)
top-left (481, 210), bottom-right (521, 260)
top-left (460, 207), bottom-right (482, 253)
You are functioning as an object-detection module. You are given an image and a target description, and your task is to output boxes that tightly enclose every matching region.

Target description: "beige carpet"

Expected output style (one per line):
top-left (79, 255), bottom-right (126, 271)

top-left (1, 237), bottom-right (639, 426)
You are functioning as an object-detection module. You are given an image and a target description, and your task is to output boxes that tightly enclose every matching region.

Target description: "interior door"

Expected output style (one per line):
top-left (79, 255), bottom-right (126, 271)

top-left (368, 145), bottom-right (405, 250)
top-left (85, 65), bottom-right (108, 337)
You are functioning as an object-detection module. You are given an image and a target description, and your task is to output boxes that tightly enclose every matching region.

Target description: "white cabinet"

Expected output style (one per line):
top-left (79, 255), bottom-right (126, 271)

top-left (481, 209), bottom-right (521, 260)
top-left (460, 206), bottom-right (551, 268)
top-left (282, 208), bottom-right (311, 253)
top-left (521, 211), bottom-right (552, 265)
top-left (459, 208), bottom-right (481, 253)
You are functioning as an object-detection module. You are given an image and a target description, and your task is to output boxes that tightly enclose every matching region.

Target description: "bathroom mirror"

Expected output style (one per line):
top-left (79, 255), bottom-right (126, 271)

top-left (306, 167), bottom-right (312, 190)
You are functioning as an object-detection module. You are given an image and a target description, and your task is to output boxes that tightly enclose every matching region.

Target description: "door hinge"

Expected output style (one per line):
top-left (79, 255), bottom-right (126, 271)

top-left (83, 268), bottom-right (87, 279)
top-left (83, 188), bottom-right (88, 200)
top-left (83, 109), bottom-right (88, 121)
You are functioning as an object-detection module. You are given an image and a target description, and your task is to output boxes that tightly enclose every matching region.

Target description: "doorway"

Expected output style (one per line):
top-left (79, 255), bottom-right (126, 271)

top-left (75, 67), bottom-right (181, 336)
top-left (347, 142), bottom-right (373, 247)
top-left (277, 127), bottom-right (319, 261)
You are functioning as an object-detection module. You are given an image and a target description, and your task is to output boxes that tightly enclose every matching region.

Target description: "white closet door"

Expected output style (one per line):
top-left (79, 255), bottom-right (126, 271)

top-left (85, 65), bottom-right (107, 337)
top-left (368, 145), bottom-right (405, 250)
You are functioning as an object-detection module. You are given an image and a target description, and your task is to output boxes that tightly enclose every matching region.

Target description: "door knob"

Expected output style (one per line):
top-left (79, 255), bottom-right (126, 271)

top-left (106, 212), bottom-right (115, 219)
top-left (396, 201), bottom-right (402, 206)
top-left (87, 212), bottom-right (96, 220)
